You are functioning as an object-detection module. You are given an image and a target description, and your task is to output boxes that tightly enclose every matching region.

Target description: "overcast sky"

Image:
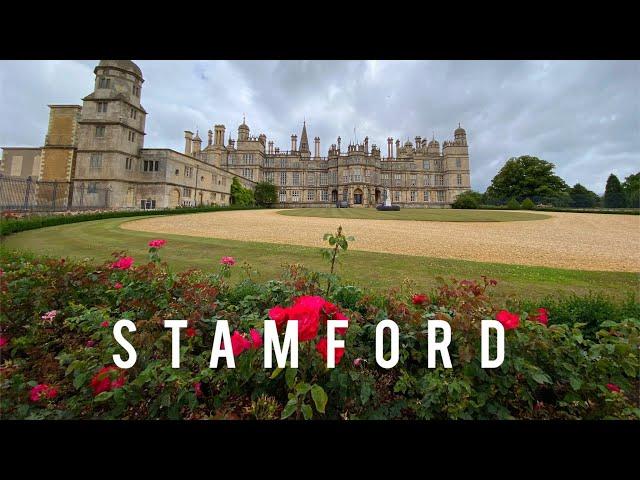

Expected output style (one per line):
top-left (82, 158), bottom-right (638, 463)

top-left (1, 60), bottom-right (637, 193)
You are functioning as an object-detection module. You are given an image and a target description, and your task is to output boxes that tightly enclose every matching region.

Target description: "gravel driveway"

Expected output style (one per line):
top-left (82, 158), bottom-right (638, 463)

top-left (121, 209), bottom-right (640, 272)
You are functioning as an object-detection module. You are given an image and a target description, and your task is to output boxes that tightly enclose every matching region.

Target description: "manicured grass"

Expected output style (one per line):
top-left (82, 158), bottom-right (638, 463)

top-left (1, 215), bottom-right (637, 302)
top-left (278, 208), bottom-right (551, 222)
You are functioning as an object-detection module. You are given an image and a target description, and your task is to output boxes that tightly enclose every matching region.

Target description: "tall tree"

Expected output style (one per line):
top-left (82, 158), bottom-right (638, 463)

top-left (569, 183), bottom-right (600, 208)
top-left (254, 181), bottom-right (277, 207)
top-left (603, 174), bottom-right (626, 208)
top-left (485, 155), bottom-right (569, 205)
top-left (230, 177), bottom-right (255, 206)
top-left (622, 172), bottom-right (640, 208)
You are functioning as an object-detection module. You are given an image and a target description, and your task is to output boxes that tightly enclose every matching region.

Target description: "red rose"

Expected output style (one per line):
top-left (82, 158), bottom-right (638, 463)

top-left (532, 308), bottom-right (549, 325)
top-left (90, 366), bottom-right (126, 396)
top-left (287, 300), bottom-right (320, 342)
top-left (86, 340), bottom-right (96, 347)
top-left (412, 294), bottom-right (428, 305)
top-left (0, 336), bottom-right (7, 348)
top-left (316, 337), bottom-right (345, 365)
top-left (229, 331), bottom-right (252, 356)
top-left (249, 328), bottom-right (263, 349)
top-left (268, 306), bottom-right (289, 330)
top-left (186, 327), bottom-right (197, 338)
top-left (114, 282), bottom-right (123, 290)
top-left (606, 383), bottom-right (621, 393)
top-left (496, 310), bottom-right (520, 330)
top-left (110, 256), bottom-right (134, 270)
top-left (148, 239), bottom-right (167, 248)
top-left (29, 384), bottom-right (57, 402)
top-left (100, 320), bottom-right (110, 328)
top-left (194, 382), bottom-right (203, 398)
top-left (220, 256), bottom-right (236, 266)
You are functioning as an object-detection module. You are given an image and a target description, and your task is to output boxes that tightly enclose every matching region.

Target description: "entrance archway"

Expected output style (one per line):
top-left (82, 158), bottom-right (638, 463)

top-left (353, 188), bottom-right (363, 205)
top-left (331, 189), bottom-right (338, 203)
top-left (375, 189), bottom-right (380, 205)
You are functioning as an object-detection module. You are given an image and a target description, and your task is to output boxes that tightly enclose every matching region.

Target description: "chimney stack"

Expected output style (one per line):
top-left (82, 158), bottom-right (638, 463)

top-left (184, 131), bottom-right (193, 155)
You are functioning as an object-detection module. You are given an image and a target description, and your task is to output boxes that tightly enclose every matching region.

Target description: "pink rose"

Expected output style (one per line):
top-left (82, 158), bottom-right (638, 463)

top-left (531, 308), bottom-right (549, 325)
top-left (29, 384), bottom-right (57, 402)
top-left (100, 320), bottom-right (110, 328)
top-left (114, 282), bottom-right (123, 290)
top-left (0, 336), bottom-right (8, 348)
top-left (148, 239), bottom-right (167, 248)
top-left (86, 340), bottom-right (96, 347)
top-left (353, 358), bottom-right (363, 367)
top-left (227, 331), bottom-right (251, 356)
top-left (220, 256), bottom-right (236, 266)
top-left (41, 310), bottom-right (58, 322)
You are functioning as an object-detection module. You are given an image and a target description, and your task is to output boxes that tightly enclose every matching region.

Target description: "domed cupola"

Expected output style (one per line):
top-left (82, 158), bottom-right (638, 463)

top-left (454, 123), bottom-right (466, 141)
top-left (96, 60), bottom-right (143, 81)
top-left (238, 116), bottom-right (250, 141)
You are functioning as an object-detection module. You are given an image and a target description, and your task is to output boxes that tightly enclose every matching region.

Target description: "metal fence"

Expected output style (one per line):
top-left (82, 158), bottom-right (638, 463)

top-left (0, 175), bottom-right (111, 212)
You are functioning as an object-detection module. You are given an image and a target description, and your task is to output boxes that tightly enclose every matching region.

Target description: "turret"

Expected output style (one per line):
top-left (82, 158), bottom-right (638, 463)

top-left (184, 131), bottom-right (193, 155)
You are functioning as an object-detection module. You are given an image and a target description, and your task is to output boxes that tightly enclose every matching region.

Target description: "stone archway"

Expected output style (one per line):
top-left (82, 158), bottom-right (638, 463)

top-left (353, 188), bottom-right (364, 205)
top-left (169, 188), bottom-right (181, 208)
top-left (375, 188), bottom-right (381, 205)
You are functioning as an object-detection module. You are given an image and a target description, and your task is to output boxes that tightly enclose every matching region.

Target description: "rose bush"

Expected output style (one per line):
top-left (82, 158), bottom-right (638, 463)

top-left (0, 243), bottom-right (638, 420)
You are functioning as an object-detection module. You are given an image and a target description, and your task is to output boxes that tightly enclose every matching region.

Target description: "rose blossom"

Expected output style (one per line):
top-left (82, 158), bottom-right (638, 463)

top-left (228, 331), bottom-right (251, 356)
top-left (353, 358), bottom-right (364, 367)
top-left (110, 256), bottom-right (134, 270)
top-left (86, 340), bottom-right (96, 347)
top-left (496, 310), bottom-right (520, 330)
top-left (90, 366), bottom-right (126, 396)
top-left (606, 383), bottom-right (621, 393)
top-left (268, 305), bottom-right (289, 330)
top-left (41, 310), bottom-right (58, 322)
top-left (29, 384), bottom-right (57, 402)
top-left (114, 282), bottom-right (123, 290)
top-left (186, 327), bottom-right (197, 338)
top-left (316, 338), bottom-right (345, 365)
top-left (148, 239), bottom-right (167, 248)
top-left (531, 308), bottom-right (549, 326)
top-left (220, 256), bottom-right (236, 266)
top-left (0, 336), bottom-right (8, 348)
top-left (249, 328), bottom-right (263, 349)
top-left (100, 320), bottom-right (110, 328)
top-left (412, 294), bottom-right (428, 305)
top-left (194, 382), bottom-right (203, 398)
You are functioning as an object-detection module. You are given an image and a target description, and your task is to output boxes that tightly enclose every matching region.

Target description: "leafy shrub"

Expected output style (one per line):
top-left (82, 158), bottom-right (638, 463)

top-left (254, 182), bottom-right (278, 207)
top-left (521, 198), bottom-right (536, 210)
top-left (1, 247), bottom-right (638, 420)
top-left (506, 198), bottom-right (521, 210)
top-left (452, 191), bottom-right (482, 209)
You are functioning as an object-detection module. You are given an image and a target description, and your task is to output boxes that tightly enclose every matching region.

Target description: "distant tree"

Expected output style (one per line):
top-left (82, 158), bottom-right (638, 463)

top-left (452, 190), bottom-right (482, 209)
top-left (506, 198), bottom-right (521, 210)
top-left (603, 174), bottom-right (626, 208)
top-left (230, 177), bottom-right (255, 207)
top-left (569, 183), bottom-right (600, 208)
top-left (254, 181), bottom-right (277, 207)
top-left (485, 155), bottom-right (569, 205)
top-left (521, 198), bottom-right (536, 210)
top-left (622, 172), bottom-right (640, 208)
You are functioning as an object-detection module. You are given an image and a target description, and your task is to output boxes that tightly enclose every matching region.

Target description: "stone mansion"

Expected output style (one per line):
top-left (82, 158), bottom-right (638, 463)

top-left (1, 60), bottom-right (472, 210)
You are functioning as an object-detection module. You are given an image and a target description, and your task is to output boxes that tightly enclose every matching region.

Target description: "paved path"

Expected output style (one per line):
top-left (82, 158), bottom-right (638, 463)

top-left (121, 209), bottom-right (640, 272)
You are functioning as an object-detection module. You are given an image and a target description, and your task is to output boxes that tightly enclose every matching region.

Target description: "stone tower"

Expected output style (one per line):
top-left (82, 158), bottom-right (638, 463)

top-left (299, 121), bottom-right (310, 159)
top-left (74, 60), bottom-right (146, 207)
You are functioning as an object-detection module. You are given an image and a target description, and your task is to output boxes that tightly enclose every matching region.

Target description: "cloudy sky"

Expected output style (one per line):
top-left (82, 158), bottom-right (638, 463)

top-left (1, 60), bottom-right (637, 192)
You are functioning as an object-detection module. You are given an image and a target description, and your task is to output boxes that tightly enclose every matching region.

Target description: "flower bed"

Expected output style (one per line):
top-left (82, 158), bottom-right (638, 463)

top-left (0, 241), bottom-right (638, 420)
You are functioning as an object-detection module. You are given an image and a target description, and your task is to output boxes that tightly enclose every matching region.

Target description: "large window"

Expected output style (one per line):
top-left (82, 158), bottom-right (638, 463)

top-left (307, 173), bottom-right (315, 186)
top-left (456, 158), bottom-right (462, 168)
top-left (95, 126), bottom-right (105, 137)
top-left (183, 187), bottom-right (192, 197)
top-left (90, 153), bottom-right (102, 169)
top-left (307, 190), bottom-right (315, 201)
top-left (97, 102), bottom-right (108, 113)
top-left (424, 191), bottom-right (430, 202)
top-left (125, 157), bottom-right (133, 170)
top-left (394, 191), bottom-right (401, 202)
top-left (321, 190), bottom-right (328, 201)
top-left (394, 174), bottom-right (402, 187)
top-left (184, 166), bottom-right (193, 177)
top-left (242, 168), bottom-right (253, 180)
top-left (423, 160), bottom-right (430, 170)
top-left (424, 174), bottom-right (430, 186)
top-left (279, 190), bottom-right (287, 202)
top-left (265, 171), bottom-right (274, 183)
top-left (98, 77), bottom-right (111, 89)
top-left (410, 174), bottom-right (417, 186)
top-left (457, 174), bottom-right (462, 185)
top-left (143, 160), bottom-right (159, 172)
top-left (292, 172), bottom-right (300, 186)
top-left (410, 191), bottom-right (417, 202)
top-left (292, 190), bottom-right (300, 202)
top-left (319, 172), bottom-right (328, 186)
top-left (437, 191), bottom-right (445, 202)
top-left (280, 171), bottom-right (287, 185)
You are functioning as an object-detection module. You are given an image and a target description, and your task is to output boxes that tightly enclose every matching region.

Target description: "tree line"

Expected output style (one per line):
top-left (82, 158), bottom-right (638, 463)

top-left (454, 155), bottom-right (639, 209)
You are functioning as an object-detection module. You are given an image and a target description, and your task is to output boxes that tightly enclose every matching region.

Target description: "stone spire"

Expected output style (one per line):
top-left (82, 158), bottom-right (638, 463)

top-left (299, 120), bottom-right (310, 153)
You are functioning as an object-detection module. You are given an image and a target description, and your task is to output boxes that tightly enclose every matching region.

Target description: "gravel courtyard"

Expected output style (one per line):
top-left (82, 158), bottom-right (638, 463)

top-left (121, 209), bottom-right (640, 272)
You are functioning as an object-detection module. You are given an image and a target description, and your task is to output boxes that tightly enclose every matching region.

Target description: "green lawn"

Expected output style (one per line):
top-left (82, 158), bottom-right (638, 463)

top-left (1, 215), bottom-right (637, 302)
top-left (278, 208), bottom-right (551, 222)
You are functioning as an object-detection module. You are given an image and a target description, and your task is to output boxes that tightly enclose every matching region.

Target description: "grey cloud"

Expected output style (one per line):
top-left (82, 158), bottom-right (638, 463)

top-left (1, 60), bottom-right (638, 193)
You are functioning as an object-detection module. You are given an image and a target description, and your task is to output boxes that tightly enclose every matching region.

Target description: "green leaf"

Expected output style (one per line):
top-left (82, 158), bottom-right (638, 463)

top-left (285, 368), bottom-right (297, 388)
top-left (569, 377), bottom-right (582, 390)
top-left (296, 382), bottom-right (312, 396)
top-left (311, 384), bottom-right (328, 413)
top-left (281, 399), bottom-right (297, 419)
top-left (531, 372), bottom-right (551, 384)
top-left (269, 367), bottom-right (283, 379)
top-left (94, 391), bottom-right (114, 402)
top-left (301, 404), bottom-right (313, 420)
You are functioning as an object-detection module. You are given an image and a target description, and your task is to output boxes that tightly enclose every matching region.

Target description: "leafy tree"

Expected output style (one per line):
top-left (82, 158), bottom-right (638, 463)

top-left (254, 181), bottom-right (277, 207)
top-left (569, 183), bottom-right (600, 208)
top-left (230, 177), bottom-right (255, 207)
top-left (452, 190), bottom-right (482, 209)
top-left (622, 172), bottom-right (640, 208)
top-left (521, 198), bottom-right (536, 210)
top-left (603, 174), bottom-right (626, 208)
top-left (506, 198), bottom-right (521, 210)
top-left (485, 156), bottom-right (569, 205)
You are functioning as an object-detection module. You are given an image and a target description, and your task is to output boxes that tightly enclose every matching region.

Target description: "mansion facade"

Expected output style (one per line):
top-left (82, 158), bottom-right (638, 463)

top-left (1, 60), bottom-right (471, 210)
